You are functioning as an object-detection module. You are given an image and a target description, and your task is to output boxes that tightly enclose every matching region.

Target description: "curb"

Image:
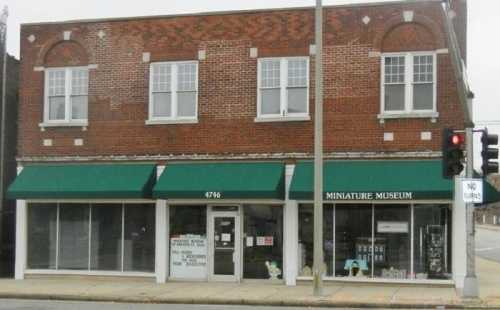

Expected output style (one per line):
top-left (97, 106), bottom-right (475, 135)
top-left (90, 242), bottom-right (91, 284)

top-left (0, 293), bottom-right (493, 309)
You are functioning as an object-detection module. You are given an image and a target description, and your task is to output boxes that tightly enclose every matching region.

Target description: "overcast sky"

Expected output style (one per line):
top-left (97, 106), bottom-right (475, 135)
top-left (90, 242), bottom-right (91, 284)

top-left (2, 0), bottom-right (499, 165)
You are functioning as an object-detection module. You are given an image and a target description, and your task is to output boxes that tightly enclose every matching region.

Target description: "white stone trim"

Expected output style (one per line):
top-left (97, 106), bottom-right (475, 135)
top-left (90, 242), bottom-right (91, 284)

top-left (284, 164), bottom-right (298, 286)
top-left (383, 132), bottom-right (394, 141)
top-left (63, 31), bottom-right (71, 40)
top-left (87, 64), bottom-right (98, 70)
top-left (74, 138), bottom-right (84, 146)
top-left (42, 139), bottom-right (53, 147)
top-left (34, 66), bottom-right (45, 72)
top-left (368, 51), bottom-right (381, 58)
top-left (421, 131), bottom-right (432, 141)
top-left (403, 10), bottom-right (414, 22)
top-left (198, 50), bottom-right (206, 61)
top-left (145, 119), bottom-right (198, 125)
top-left (15, 166), bottom-right (27, 280)
top-left (249, 47), bottom-right (258, 58)
top-left (309, 44), bottom-right (316, 56)
top-left (254, 116), bottom-right (311, 123)
top-left (142, 52), bottom-right (151, 63)
top-left (16, 151), bottom-right (443, 163)
top-left (436, 48), bottom-right (449, 54)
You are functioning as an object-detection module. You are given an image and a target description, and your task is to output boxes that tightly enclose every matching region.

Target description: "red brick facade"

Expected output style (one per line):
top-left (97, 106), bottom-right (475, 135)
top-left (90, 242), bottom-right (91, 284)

top-left (18, 1), bottom-right (466, 160)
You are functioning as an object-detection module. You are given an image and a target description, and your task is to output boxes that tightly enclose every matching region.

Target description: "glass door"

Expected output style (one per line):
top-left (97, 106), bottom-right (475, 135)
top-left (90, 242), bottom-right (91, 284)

top-left (209, 210), bottom-right (240, 281)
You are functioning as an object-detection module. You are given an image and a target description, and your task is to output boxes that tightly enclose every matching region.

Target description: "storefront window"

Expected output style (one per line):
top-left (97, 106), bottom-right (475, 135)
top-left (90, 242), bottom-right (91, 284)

top-left (373, 205), bottom-right (411, 279)
top-left (298, 204), bottom-right (333, 277)
top-left (27, 203), bottom-right (155, 273)
top-left (169, 205), bottom-right (207, 279)
top-left (243, 205), bottom-right (283, 279)
top-left (58, 204), bottom-right (90, 270)
top-left (414, 204), bottom-right (451, 279)
top-left (90, 204), bottom-right (122, 271)
top-left (335, 205), bottom-right (373, 277)
top-left (123, 204), bottom-right (155, 272)
top-left (27, 204), bottom-right (57, 269)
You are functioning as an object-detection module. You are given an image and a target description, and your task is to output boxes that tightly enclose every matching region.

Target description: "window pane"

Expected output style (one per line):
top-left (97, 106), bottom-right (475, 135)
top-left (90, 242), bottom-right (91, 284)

top-left (287, 87), bottom-right (307, 114)
top-left (413, 205), bottom-right (452, 280)
top-left (373, 205), bottom-right (411, 279)
top-left (298, 204), bottom-right (334, 277)
top-left (413, 83), bottom-right (433, 110)
top-left (287, 59), bottom-right (307, 87)
top-left (27, 204), bottom-right (57, 269)
top-left (261, 59), bottom-right (280, 88)
top-left (243, 205), bottom-right (283, 279)
top-left (152, 92), bottom-right (171, 117)
top-left (413, 55), bottom-right (433, 83)
top-left (123, 204), bottom-right (155, 272)
top-left (71, 95), bottom-right (88, 120)
top-left (261, 88), bottom-right (280, 115)
top-left (152, 64), bottom-right (171, 92)
top-left (49, 97), bottom-right (66, 120)
top-left (177, 63), bottom-right (197, 92)
top-left (58, 204), bottom-right (90, 270)
top-left (48, 70), bottom-right (65, 96)
top-left (335, 205), bottom-right (373, 277)
top-left (384, 56), bottom-right (405, 84)
top-left (71, 69), bottom-right (88, 95)
top-left (90, 204), bottom-right (122, 271)
top-left (384, 84), bottom-right (405, 111)
top-left (178, 92), bottom-right (197, 117)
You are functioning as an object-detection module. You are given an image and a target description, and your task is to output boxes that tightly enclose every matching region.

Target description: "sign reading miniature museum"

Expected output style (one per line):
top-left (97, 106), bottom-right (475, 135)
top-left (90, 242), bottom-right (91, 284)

top-left (170, 236), bottom-right (207, 279)
top-left (462, 179), bottom-right (483, 203)
top-left (325, 192), bottom-right (413, 201)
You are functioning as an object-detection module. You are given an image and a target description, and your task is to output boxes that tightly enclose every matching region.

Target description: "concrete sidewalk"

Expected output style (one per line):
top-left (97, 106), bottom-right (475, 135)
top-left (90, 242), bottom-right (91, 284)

top-left (0, 257), bottom-right (497, 309)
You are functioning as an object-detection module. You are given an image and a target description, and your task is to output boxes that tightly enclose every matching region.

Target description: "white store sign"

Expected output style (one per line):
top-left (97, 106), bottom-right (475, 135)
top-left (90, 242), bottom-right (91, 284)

top-left (170, 236), bottom-right (207, 279)
top-left (377, 221), bottom-right (409, 233)
top-left (462, 179), bottom-right (483, 203)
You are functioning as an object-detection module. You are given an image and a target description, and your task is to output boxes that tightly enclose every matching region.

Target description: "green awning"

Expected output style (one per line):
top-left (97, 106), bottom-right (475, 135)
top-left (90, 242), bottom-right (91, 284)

top-left (290, 160), bottom-right (453, 201)
top-left (153, 162), bottom-right (285, 199)
top-left (7, 164), bottom-right (157, 199)
top-left (484, 181), bottom-right (500, 204)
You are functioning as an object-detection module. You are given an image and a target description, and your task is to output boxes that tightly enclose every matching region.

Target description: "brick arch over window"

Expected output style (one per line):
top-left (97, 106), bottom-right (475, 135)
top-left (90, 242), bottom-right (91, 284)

top-left (373, 14), bottom-right (446, 52)
top-left (40, 40), bottom-right (89, 67)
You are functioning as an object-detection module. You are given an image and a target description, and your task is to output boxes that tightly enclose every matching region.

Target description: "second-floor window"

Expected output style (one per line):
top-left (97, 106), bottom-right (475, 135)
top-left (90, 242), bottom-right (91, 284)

top-left (44, 67), bottom-right (88, 124)
top-left (149, 61), bottom-right (198, 122)
top-left (257, 57), bottom-right (309, 120)
top-left (381, 52), bottom-right (436, 115)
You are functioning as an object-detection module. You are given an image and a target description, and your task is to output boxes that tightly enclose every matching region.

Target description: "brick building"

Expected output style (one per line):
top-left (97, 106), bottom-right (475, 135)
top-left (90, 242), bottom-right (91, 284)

top-left (8, 0), bottom-right (496, 289)
top-left (0, 54), bottom-right (20, 277)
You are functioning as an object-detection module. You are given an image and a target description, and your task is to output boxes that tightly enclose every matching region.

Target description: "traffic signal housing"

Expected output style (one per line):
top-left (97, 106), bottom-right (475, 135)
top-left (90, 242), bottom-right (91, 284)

top-left (481, 129), bottom-right (499, 176)
top-left (442, 128), bottom-right (465, 179)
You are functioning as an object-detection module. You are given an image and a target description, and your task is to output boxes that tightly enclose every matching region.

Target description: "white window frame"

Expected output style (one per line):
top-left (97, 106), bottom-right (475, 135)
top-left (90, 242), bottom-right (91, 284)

top-left (147, 61), bottom-right (199, 124)
top-left (256, 57), bottom-right (310, 122)
top-left (380, 51), bottom-right (437, 119)
top-left (43, 66), bottom-right (89, 126)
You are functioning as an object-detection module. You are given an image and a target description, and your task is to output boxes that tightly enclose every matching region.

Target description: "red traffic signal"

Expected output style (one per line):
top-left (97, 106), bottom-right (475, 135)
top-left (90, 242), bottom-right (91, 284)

top-left (442, 128), bottom-right (465, 179)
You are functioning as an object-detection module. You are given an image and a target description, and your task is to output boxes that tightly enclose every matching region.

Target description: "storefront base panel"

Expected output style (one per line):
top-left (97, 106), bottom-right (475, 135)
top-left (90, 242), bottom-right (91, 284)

top-left (297, 277), bottom-right (454, 287)
top-left (24, 271), bottom-right (155, 281)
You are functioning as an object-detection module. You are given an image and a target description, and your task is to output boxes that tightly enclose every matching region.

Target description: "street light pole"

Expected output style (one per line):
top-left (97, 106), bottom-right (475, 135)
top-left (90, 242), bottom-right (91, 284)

top-left (313, 0), bottom-right (324, 297)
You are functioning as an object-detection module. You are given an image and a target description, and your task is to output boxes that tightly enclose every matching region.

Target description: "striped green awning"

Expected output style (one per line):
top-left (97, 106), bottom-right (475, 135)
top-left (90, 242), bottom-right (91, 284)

top-left (153, 162), bottom-right (285, 200)
top-left (7, 164), bottom-right (157, 199)
top-left (290, 160), bottom-right (453, 201)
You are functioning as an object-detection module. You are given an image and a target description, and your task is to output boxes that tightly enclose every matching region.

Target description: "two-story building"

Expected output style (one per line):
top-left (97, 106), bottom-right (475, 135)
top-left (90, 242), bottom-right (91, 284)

top-left (9, 0), bottom-right (498, 290)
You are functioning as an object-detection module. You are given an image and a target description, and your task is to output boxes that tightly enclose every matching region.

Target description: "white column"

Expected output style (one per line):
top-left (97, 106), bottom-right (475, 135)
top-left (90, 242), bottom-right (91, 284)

top-left (284, 164), bottom-right (298, 286)
top-left (155, 165), bottom-right (168, 283)
top-left (15, 166), bottom-right (26, 280)
top-left (452, 177), bottom-right (467, 289)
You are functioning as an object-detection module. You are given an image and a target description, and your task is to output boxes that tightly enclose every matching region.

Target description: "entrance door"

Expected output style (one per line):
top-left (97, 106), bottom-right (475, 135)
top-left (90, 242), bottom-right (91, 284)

top-left (209, 210), bottom-right (240, 281)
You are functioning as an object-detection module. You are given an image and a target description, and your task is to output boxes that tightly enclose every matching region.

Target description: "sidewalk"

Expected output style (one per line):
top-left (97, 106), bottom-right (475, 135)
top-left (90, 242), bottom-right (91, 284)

top-left (0, 258), bottom-right (497, 309)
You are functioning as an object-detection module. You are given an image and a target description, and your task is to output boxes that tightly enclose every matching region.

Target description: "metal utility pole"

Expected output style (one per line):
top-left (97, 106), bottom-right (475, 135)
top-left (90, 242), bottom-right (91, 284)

top-left (313, 0), bottom-right (324, 297)
top-left (0, 5), bottom-right (8, 248)
top-left (441, 0), bottom-right (478, 298)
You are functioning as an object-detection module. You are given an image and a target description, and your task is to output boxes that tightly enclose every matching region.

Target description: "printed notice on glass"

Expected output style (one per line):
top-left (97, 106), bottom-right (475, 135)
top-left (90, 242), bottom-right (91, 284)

top-left (246, 236), bottom-right (254, 247)
top-left (170, 236), bottom-right (207, 279)
top-left (221, 233), bottom-right (231, 242)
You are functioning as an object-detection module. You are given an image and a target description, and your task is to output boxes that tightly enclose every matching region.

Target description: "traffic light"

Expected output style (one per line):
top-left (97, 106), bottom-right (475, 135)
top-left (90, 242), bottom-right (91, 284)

top-left (442, 128), bottom-right (465, 179)
top-left (481, 128), bottom-right (499, 176)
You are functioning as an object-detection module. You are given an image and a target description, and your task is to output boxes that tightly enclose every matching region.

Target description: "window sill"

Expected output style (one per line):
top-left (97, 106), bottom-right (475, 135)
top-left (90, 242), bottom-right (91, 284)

top-left (377, 112), bottom-right (439, 124)
top-left (254, 116), bottom-right (311, 123)
top-left (39, 122), bottom-right (88, 130)
top-left (145, 119), bottom-right (198, 125)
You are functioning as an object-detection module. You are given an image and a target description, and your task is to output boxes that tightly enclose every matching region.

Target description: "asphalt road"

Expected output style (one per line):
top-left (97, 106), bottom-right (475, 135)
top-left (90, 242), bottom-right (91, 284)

top-left (0, 300), bottom-right (361, 310)
top-left (476, 226), bottom-right (500, 262)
